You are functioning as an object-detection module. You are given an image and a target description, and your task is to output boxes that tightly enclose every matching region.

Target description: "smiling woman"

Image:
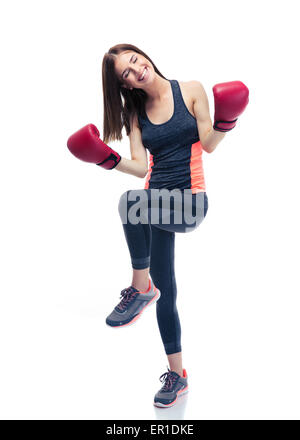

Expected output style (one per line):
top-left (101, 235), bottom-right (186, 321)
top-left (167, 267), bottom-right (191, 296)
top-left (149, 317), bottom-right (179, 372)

top-left (66, 42), bottom-right (248, 410)
top-left (99, 42), bottom-right (211, 409)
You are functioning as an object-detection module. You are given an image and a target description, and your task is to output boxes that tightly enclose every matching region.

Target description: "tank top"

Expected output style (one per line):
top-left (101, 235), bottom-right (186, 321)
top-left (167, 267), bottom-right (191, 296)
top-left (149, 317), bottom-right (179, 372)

top-left (138, 79), bottom-right (206, 194)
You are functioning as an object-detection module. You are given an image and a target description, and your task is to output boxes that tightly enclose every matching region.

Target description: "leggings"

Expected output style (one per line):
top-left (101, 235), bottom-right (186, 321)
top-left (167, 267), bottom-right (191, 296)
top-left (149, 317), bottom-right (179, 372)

top-left (118, 188), bottom-right (208, 355)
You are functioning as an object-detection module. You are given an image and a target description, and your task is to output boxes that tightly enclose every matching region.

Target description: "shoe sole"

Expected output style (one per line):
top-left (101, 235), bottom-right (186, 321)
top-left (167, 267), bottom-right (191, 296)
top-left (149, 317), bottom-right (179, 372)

top-left (106, 288), bottom-right (161, 328)
top-left (153, 386), bottom-right (189, 408)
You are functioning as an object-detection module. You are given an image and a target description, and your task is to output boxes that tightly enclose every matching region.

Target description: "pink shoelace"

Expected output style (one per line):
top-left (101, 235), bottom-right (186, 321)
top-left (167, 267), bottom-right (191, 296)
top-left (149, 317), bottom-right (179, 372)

top-left (159, 368), bottom-right (178, 392)
top-left (116, 287), bottom-right (138, 312)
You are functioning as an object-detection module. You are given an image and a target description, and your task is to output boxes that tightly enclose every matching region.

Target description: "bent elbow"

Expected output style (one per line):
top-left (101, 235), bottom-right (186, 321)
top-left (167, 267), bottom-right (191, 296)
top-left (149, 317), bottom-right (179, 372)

top-left (140, 168), bottom-right (148, 178)
top-left (203, 145), bottom-right (214, 154)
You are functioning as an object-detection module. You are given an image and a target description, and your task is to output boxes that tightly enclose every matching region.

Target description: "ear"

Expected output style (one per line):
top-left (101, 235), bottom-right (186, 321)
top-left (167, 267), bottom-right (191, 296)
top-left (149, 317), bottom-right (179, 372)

top-left (121, 84), bottom-right (133, 90)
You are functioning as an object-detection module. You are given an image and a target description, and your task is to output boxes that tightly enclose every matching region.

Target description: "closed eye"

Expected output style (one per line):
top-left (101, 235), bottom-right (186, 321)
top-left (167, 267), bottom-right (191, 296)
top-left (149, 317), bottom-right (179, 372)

top-left (124, 56), bottom-right (137, 78)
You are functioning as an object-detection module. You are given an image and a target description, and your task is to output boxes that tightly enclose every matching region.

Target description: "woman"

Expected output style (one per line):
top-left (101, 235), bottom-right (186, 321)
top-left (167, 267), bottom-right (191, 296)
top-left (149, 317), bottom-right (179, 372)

top-left (67, 43), bottom-right (249, 408)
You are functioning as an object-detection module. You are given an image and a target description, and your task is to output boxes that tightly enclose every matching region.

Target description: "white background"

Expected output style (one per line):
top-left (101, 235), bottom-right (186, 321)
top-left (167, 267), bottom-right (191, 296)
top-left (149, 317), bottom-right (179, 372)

top-left (0, 0), bottom-right (299, 420)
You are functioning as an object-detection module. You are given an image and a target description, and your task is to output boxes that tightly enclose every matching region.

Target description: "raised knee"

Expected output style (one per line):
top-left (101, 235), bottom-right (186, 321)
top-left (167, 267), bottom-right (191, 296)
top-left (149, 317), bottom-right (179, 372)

top-left (118, 190), bottom-right (130, 215)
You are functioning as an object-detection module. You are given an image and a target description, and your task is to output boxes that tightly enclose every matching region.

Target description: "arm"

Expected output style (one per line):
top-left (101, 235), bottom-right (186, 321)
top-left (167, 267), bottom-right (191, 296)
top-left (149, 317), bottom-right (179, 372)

top-left (115, 113), bottom-right (148, 178)
top-left (192, 81), bottom-right (226, 154)
top-left (67, 116), bottom-right (147, 177)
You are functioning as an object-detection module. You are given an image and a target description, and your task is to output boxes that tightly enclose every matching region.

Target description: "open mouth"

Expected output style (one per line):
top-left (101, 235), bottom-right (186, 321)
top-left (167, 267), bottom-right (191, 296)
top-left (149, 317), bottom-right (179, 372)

top-left (138, 67), bottom-right (148, 81)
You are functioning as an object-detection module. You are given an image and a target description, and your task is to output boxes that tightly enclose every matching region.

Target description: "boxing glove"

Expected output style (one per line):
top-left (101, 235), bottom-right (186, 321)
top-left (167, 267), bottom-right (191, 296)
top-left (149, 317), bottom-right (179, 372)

top-left (213, 81), bottom-right (249, 132)
top-left (67, 124), bottom-right (121, 170)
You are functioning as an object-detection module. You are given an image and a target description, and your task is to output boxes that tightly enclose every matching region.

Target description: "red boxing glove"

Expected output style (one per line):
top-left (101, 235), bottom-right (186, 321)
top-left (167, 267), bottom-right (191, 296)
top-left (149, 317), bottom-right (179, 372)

top-left (213, 81), bottom-right (249, 132)
top-left (67, 124), bottom-right (121, 170)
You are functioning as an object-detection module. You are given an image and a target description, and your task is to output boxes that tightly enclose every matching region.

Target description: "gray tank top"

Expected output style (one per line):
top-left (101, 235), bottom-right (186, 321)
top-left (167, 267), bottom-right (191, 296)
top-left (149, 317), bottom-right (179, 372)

top-left (138, 79), bottom-right (206, 192)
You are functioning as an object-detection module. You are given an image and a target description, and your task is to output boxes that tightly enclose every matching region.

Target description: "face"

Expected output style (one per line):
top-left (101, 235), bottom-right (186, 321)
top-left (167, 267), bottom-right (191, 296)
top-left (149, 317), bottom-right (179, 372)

top-left (114, 51), bottom-right (153, 90)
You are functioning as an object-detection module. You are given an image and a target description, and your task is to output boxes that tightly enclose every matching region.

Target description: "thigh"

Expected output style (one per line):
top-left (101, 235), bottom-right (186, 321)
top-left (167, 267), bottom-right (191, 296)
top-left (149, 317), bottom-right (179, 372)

top-left (122, 188), bottom-right (208, 233)
top-left (146, 189), bottom-right (208, 233)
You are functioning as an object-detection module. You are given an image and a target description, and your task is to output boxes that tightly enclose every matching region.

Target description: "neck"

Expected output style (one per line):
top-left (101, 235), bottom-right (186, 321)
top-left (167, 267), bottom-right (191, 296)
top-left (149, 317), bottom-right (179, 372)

top-left (142, 73), bottom-right (170, 102)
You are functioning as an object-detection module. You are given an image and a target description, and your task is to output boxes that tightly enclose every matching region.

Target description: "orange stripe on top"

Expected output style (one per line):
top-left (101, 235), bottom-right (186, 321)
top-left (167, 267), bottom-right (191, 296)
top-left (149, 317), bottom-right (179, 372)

top-left (144, 153), bottom-right (154, 189)
top-left (190, 140), bottom-right (206, 194)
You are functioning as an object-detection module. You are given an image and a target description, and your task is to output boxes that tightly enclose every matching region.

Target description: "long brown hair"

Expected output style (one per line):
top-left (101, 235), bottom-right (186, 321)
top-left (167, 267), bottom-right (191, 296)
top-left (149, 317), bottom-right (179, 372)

top-left (102, 43), bottom-right (167, 144)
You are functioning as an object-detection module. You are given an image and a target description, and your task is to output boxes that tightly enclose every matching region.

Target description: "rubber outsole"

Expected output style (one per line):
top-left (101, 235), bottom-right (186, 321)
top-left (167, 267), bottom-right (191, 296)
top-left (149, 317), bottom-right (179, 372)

top-left (153, 386), bottom-right (189, 408)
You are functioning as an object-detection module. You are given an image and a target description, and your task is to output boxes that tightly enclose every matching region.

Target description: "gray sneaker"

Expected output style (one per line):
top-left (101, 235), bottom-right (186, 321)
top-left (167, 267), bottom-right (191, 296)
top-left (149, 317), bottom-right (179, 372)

top-left (154, 368), bottom-right (188, 408)
top-left (106, 278), bottom-right (160, 328)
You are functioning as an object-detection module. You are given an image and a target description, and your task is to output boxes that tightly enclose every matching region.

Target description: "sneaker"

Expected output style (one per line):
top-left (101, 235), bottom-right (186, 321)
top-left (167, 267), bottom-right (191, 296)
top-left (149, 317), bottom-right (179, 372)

top-left (106, 278), bottom-right (160, 328)
top-left (153, 368), bottom-right (188, 408)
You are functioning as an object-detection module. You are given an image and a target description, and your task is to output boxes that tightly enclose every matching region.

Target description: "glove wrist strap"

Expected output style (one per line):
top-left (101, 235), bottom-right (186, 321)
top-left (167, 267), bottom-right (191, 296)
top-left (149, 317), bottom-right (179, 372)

top-left (97, 152), bottom-right (121, 170)
top-left (213, 118), bottom-right (238, 132)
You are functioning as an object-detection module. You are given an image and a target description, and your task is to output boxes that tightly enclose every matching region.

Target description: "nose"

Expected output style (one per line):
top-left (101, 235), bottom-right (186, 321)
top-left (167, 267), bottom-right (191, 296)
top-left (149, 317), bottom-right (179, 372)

top-left (133, 65), bottom-right (142, 79)
top-left (130, 60), bottom-right (144, 79)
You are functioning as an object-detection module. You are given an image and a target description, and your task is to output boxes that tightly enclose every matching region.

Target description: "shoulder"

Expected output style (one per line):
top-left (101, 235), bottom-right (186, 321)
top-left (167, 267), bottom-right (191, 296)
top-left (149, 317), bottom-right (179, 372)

top-left (180, 80), bottom-right (208, 102)
top-left (129, 112), bottom-right (141, 131)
